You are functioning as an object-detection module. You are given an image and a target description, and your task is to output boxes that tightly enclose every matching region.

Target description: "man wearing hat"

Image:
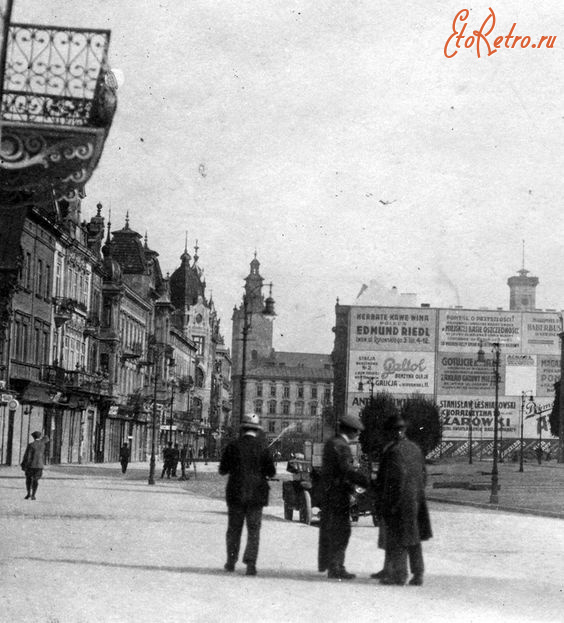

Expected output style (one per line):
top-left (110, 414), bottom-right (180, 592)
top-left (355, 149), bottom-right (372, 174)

top-left (20, 431), bottom-right (50, 500)
top-left (373, 414), bottom-right (432, 586)
top-left (219, 412), bottom-right (276, 576)
top-left (318, 413), bottom-right (369, 580)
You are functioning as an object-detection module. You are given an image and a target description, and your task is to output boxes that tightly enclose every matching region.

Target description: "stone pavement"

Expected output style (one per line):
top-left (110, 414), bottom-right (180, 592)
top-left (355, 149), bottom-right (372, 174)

top-left (1, 462), bottom-right (563, 623)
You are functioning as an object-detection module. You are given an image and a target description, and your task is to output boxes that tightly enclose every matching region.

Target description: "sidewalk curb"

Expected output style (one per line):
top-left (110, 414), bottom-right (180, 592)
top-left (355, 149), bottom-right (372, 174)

top-left (427, 495), bottom-right (564, 520)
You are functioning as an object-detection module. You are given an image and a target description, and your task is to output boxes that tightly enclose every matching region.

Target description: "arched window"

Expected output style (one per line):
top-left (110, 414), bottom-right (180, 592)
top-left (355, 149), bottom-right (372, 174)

top-left (268, 400), bottom-right (276, 415)
top-left (254, 400), bottom-right (263, 414)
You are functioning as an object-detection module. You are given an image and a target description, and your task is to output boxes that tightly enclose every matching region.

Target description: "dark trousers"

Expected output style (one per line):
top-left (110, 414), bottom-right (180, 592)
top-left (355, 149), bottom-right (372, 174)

top-left (226, 504), bottom-right (263, 565)
top-left (25, 470), bottom-right (41, 496)
top-left (385, 525), bottom-right (424, 582)
top-left (161, 461), bottom-right (172, 478)
top-left (120, 459), bottom-right (129, 474)
top-left (318, 506), bottom-right (351, 572)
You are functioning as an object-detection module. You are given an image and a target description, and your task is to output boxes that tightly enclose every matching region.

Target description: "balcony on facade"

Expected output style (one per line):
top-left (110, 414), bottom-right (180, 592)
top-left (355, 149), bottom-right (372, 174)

top-left (41, 364), bottom-right (110, 397)
top-left (0, 22), bottom-right (117, 205)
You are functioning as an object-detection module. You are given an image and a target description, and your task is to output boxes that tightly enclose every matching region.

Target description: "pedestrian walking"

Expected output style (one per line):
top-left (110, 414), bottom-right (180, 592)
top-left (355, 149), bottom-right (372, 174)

top-left (119, 442), bottom-right (131, 474)
top-left (219, 412), bottom-right (276, 576)
top-left (317, 414), bottom-right (369, 580)
top-left (373, 414), bottom-right (432, 586)
top-left (161, 441), bottom-right (174, 479)
top-left (203, 446), bottom-right (208, 465)
top-left (179, 444), bottom-right (189, 480)
top-left (171, 443), bottom-right (180, 477)
top-left (20, 431), bottom-right (50, 500)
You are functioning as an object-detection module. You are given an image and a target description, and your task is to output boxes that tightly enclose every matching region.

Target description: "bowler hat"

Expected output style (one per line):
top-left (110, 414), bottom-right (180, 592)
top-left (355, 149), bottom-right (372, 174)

top-left (31, 431), bottom-right (42, 439)
top-left (240, 412), bottom-right (262, 430)
top-left (339, 413), bottom-right (364, 432)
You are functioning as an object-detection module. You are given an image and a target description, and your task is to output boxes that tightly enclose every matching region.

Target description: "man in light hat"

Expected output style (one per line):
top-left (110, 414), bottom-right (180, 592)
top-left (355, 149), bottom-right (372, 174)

top-left (21, 431), bottom-right (50, 500)
top-left (318, 413), bottom-right (369, 580)
top-left (219, 412), bottom-right (276, 576)
top-left (373, 414), bottom-right (432, 586)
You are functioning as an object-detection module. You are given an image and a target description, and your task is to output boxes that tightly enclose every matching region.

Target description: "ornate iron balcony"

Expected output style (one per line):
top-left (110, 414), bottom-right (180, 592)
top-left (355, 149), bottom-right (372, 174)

top-left (0, 23), bottom-right (117, 205)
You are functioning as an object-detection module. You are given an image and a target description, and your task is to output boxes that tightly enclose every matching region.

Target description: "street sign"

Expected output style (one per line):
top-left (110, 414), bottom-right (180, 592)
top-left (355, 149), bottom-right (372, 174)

top-left (8, 398), bottom-right (19, 411)
top-left (1, 393), bottom-right (12, 403)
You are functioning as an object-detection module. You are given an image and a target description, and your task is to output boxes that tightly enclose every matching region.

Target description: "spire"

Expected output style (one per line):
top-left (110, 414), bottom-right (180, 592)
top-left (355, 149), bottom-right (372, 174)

top-left (194, 239), bottom-right (199, 264)
top-left (96, 202), bottom-right (102, 217)
top-left (144, 231), bottom-right (148, 249)
top-left (125, 211), bottom-right (130, 230)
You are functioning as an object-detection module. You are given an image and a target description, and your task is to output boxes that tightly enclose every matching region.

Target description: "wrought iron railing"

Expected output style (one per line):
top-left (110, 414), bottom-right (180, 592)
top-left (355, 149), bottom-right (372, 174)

top-left (2, 23), bottom-right (112, 126)
top-left (41, 365), bottom-right (110, 395)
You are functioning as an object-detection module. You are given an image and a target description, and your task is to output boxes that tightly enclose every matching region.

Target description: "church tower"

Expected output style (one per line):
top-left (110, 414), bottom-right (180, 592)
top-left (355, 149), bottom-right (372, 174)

top-left (231, 255), bottom-right (275, 424)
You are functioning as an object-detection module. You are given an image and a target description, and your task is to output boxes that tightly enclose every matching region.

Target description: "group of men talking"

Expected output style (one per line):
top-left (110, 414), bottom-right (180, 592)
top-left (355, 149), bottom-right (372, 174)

top-left (219, 410), bottom-right (432, 584)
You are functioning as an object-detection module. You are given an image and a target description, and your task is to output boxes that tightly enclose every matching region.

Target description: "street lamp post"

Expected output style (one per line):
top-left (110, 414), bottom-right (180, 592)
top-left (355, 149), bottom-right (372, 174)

top-left (477, 341), bottom-right (500, 504)
top-left (238, 282), bottom-right (276, 425)
top-left (148, 350), bottom-right (161, 486)
top-left (468, 400), bottom-right (473, 465)
top-left (520, 391), bottom-right (535, 473)
top-left (169, 378), bottom-right (177, 444)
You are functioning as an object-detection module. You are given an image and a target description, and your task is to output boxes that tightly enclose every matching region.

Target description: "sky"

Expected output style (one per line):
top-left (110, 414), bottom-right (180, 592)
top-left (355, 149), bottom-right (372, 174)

top-left (15, 0), bottom-right (564, 354)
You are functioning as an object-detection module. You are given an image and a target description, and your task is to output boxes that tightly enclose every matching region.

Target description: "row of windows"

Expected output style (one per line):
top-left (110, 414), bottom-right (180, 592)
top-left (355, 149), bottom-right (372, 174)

top-left (255, 382), bottom-right (331, 401)
top-left (267, 420), bottom-right (305, 434)
top-left (12, 314), bottom-right (50, 364)
top-left (21, 254), bottom-right (92, 307)
top-left (21, 254), bottom-right (51, 300)
top-left (254, 400), bottom-right (319, 416)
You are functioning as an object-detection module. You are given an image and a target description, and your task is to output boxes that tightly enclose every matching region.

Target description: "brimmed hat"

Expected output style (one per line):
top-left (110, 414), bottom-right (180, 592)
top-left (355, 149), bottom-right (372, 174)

top-left (240, 412), bottom-right (262, 430)
top-left (383, 414), bottom-right (407, 430)
top-left (31, 431), bottom-right (42, 439)
top-left (339, 413), bottom-right (364, 432)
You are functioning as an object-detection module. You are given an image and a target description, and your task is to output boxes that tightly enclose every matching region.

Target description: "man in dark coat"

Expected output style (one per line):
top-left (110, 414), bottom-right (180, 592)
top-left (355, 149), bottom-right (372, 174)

top-left (179, 444), bottom-right (189, 480)
top-left (318, 414), bottom-right (369, 580)
top-left (219, 412), bottom-right (276, 576)
top-left (119, 442), bottom-right (131, 474)
top-left (171, 443), bottom-right (180, 477)
top-left (21, 431), bottom-right (50, 500)
top-left (160, 442), bottom-right (174, 479)
top-left (374, 414), bottom-right (432, 586)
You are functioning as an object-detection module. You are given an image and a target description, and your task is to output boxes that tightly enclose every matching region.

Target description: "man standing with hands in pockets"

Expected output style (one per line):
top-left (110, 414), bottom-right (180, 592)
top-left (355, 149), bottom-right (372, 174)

top-left (219, 412), bottom-right (276, 576)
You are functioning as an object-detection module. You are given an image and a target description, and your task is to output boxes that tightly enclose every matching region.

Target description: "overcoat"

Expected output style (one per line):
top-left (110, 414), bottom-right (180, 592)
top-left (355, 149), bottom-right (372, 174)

top-left (21, 437), bottom-right (49, 472)
top-left (317, 435), bottom-right (369, 571)
top-left (375, 437), bottom-right (432, 546)
top-left (219, 435), bottom-right (276, 507)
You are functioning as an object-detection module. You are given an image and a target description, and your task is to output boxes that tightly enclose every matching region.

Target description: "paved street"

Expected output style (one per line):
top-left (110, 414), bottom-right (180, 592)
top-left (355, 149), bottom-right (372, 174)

top-left (1, 462), bottom-right (562, 623)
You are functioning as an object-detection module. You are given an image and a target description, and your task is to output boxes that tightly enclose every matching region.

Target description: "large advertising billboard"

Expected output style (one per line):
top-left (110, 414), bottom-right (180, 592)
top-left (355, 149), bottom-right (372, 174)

top-left (346, 305), bottom-right (561, 440)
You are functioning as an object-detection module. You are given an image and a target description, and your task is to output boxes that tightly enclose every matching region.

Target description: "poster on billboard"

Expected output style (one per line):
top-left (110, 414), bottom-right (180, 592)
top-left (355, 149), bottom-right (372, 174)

top-left (437, 352), bottom-right (500, 395)
top-left (520, 312), bottom-right (561, 354)
top-left (350, 307), bottom-right (436, 352)
top-left (438, 309), bottom-right (521, 352)
top-left (438, 396), bottom-right (518, 439)
top-left (504, 354), bottom-right (537, 396)
top-left (536, 356), bottom-right (560, 397)
top-left (348, 350), bottom-right (435, 395)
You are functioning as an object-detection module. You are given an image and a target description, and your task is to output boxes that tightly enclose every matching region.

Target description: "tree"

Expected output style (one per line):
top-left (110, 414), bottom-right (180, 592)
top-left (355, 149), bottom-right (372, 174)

top-left (549, 381), bottom-right (560, 438)
top-left (401, 395), bottom-right (441, 456)
top-left (359, 392), bottom-right (399, 460)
